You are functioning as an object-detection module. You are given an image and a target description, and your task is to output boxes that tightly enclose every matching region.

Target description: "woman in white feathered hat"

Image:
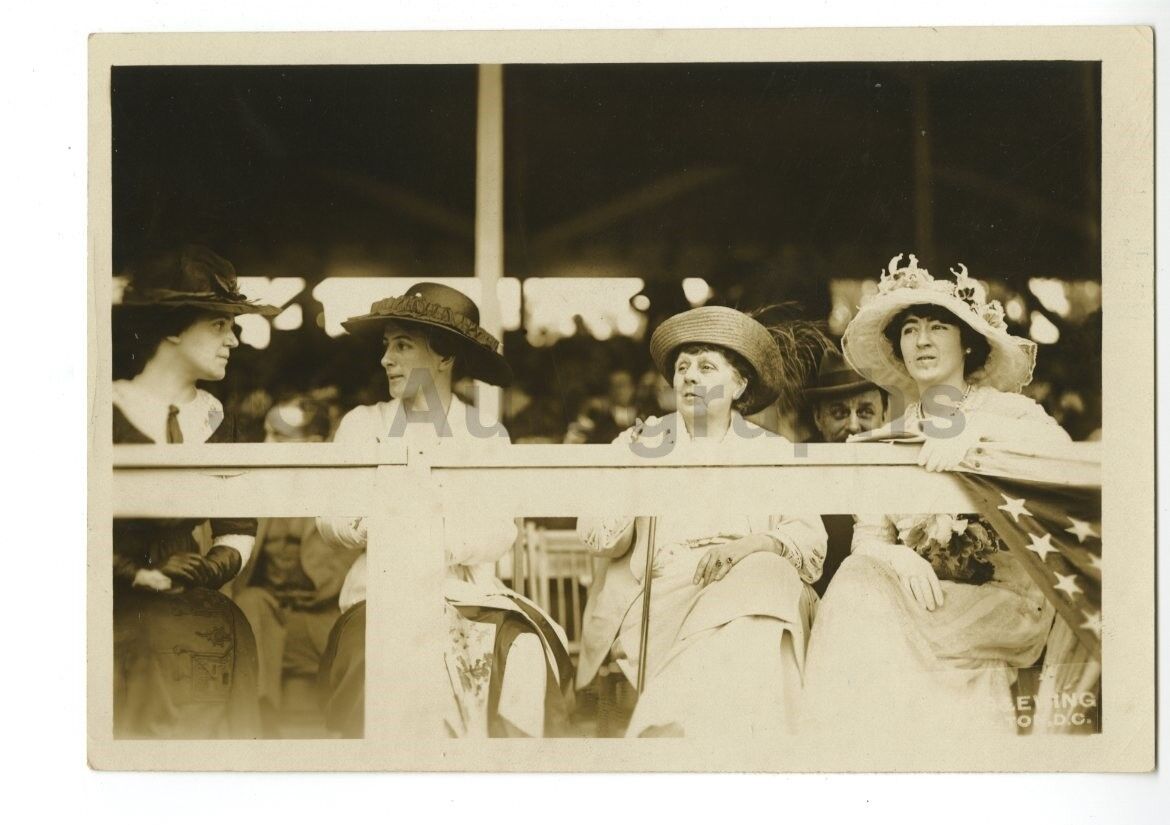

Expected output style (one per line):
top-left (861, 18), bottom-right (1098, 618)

top-left (803, 254), bottom-right (1074, 736)
top-left (840, 253), bottom-right (1061, 468)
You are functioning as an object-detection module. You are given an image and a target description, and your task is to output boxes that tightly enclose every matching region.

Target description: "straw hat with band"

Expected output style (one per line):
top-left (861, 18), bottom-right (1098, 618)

top-left (649, 305), bottom-right (785, 415)
top-left (841, 253), bottom-right (1036, 401)
top-left (804, 350), bottom-right (880, 401)
top-left (117, 244), bottom-right (279, 317)
top-left (342, 282), bottom-right (513, 387)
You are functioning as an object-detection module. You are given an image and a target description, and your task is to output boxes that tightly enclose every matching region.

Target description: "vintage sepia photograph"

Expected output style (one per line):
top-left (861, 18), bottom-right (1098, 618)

top-left (88, 27), bottom-right (1152, 770)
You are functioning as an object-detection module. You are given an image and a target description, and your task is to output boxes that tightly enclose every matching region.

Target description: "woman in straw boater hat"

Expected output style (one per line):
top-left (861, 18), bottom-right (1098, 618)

top-left (315, 283), bottom-right (570, 738)
top-left (802, 254), bottom-right (1074, 736)
top-left (576, 305), bottom-right (828, 738)
top-left (110, 244), bottom-right (278, 738)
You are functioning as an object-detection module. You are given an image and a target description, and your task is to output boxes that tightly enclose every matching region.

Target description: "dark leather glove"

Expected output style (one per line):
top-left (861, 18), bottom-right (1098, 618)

top-left (158, 553), bottom-right (206, 585)
top-left (160, 546), bottom-right (243, 590)
top-left (194, 545), bottom-right (243, 589)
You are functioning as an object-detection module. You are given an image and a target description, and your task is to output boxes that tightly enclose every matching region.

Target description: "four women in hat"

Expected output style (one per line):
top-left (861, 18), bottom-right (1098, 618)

top-left (111, 244), bottom-right (1072, 739)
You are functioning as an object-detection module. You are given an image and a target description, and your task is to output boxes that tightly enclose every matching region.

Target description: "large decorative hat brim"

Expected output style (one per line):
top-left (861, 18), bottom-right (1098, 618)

top-left (342, 293), bottom-right (513, 387)
top-left (842, 287), bottom-right (1036, 401)
top-left (117, 289), bottom-right (280, 318)
top-left (649, 306), bottom-right (785, 414)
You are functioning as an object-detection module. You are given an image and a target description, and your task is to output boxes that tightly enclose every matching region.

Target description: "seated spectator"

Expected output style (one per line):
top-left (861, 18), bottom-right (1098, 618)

top-left (110, 243), bottom-right (276, 739)
top-left (233, 399), bottom-right (362, 736)
top-left (318, 282), bottom-right (572, 737)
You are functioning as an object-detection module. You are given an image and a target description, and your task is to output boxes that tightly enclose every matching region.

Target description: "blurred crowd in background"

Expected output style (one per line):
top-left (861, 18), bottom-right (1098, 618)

top-left (118, 271), bottom-right (1099, 447)
top-left (112, 61), bottom-right (1104, 446)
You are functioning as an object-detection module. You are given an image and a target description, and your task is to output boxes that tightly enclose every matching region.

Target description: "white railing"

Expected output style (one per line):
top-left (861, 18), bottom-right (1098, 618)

top-left (103, 441), bottom-right (1100, 739)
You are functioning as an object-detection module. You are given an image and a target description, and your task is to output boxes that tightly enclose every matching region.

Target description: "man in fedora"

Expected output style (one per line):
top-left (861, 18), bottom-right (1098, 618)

top-left (804, 350), bottom-right (888, 596)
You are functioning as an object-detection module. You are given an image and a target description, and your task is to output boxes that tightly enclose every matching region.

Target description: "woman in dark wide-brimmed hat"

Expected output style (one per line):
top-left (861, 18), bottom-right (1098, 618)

top-left (315, 283), bottom-right (570, 738)
top-left (111, 244), bottom-right (277, 739)
top-left (803, 254), bottom-right (1077, 736)
top-left (576, 305), bottom-right (828, 738)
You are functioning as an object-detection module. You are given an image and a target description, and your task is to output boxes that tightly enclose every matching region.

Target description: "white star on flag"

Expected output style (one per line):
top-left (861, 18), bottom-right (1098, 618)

top-left (1026, 532), bottom-right (1057, 562)
top-left (1080, 609), bottom-right (1102, 638)
top-left (998, 495), bottom-right (1032, 523)
top-left (1053, 572), bottom-right (1082, 598)
top-left (1088, 554), bottom-right (1102, 573)
top-left (1066, 518), bottom-right (1099, 543)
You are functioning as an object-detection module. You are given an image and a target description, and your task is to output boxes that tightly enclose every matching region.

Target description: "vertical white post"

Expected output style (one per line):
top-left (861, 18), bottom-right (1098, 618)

top-left (476, 64), bottom-right (505, 425)
top-left (374, 449), bottom-right (447, 738)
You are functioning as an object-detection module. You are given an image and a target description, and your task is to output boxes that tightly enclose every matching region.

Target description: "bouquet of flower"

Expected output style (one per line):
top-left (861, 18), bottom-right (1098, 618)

top-left (893, 514), bottom-right (1004, 585)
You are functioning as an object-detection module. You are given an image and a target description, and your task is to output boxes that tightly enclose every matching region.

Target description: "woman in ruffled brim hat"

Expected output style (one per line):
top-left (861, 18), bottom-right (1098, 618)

top-left (840, 253), bottom-right (1064, 471)
top-left (339, 282), bottom-right (512, 388)
top-left (316, 283), bottom-right (570, 738)
top-left (110, 244), bottom-right (276, 739)
top-left (803, 254), bottom-right (1074, 737)
top-left (842, 254), bottom-right (1035, 404)
top-left (577, 305), bottom-right (829, 738)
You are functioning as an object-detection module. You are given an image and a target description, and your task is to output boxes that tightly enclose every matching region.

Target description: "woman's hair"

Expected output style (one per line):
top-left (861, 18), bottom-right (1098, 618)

top-left (883, 304), bottom-right (991, 376)
top-left (112, 305), bottom-right (209, 379)
top-left (671, 342), bottom-right (759, 414)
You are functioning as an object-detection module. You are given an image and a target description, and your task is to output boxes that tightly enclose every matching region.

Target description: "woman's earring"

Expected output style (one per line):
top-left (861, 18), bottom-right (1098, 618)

top-left (964, 347), bottom-right (972, 354)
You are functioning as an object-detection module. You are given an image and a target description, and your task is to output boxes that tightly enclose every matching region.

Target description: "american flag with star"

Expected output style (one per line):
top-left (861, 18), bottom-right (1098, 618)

top-left (960, 473), bottom-right (1101, 660)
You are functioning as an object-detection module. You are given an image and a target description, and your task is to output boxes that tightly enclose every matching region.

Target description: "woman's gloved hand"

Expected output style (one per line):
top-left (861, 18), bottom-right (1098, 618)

top-left (159, 546), bottom-right (243, 590)
top-left (157, 553), bottom-right (204, 584)
top-left (132, 568), bottom-right (174, 592)
top-left (874, 543), bottom-right (946, 611)
top-left (916, 412), bottom-right (988, 473)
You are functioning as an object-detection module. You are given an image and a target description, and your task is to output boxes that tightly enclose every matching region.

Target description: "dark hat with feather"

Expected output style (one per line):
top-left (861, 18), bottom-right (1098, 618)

top-left (116, 244), bottom-right (279, 317)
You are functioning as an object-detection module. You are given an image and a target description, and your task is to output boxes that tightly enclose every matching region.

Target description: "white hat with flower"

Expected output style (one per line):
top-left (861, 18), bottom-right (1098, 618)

top-left (841, 253), bottom-right (1037, 400)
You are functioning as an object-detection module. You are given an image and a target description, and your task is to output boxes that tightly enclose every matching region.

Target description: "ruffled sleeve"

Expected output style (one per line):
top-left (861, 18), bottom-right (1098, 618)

top-left (575, 423), bottom-right (644, 559)
top-left (576, 516), bottom-right (637, 559)
top-left (764, 514), bottom-right (829, 584)
top-left (850, 514), bottom-right (899, 555)
top-left (443, 507), bottom-right (520, 567)
top-left (317, 515), bottom-right (368, 552)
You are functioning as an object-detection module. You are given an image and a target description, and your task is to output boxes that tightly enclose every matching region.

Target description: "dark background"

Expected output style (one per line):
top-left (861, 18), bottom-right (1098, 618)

top-left (111, 62), bottom-right (1102, 440)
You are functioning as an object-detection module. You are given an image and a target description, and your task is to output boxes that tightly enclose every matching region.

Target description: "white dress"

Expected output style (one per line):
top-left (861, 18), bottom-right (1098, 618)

top-left (316, 397), bottom-right (570, 737)
top-left (802, 386), bottom-right (1071, 736)
top-left (578, 412), bottom-right (827, 739)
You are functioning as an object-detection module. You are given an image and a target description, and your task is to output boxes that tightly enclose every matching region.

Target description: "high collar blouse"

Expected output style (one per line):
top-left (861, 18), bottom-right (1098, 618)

top-left (112, 379), bottom-right (225, 445)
